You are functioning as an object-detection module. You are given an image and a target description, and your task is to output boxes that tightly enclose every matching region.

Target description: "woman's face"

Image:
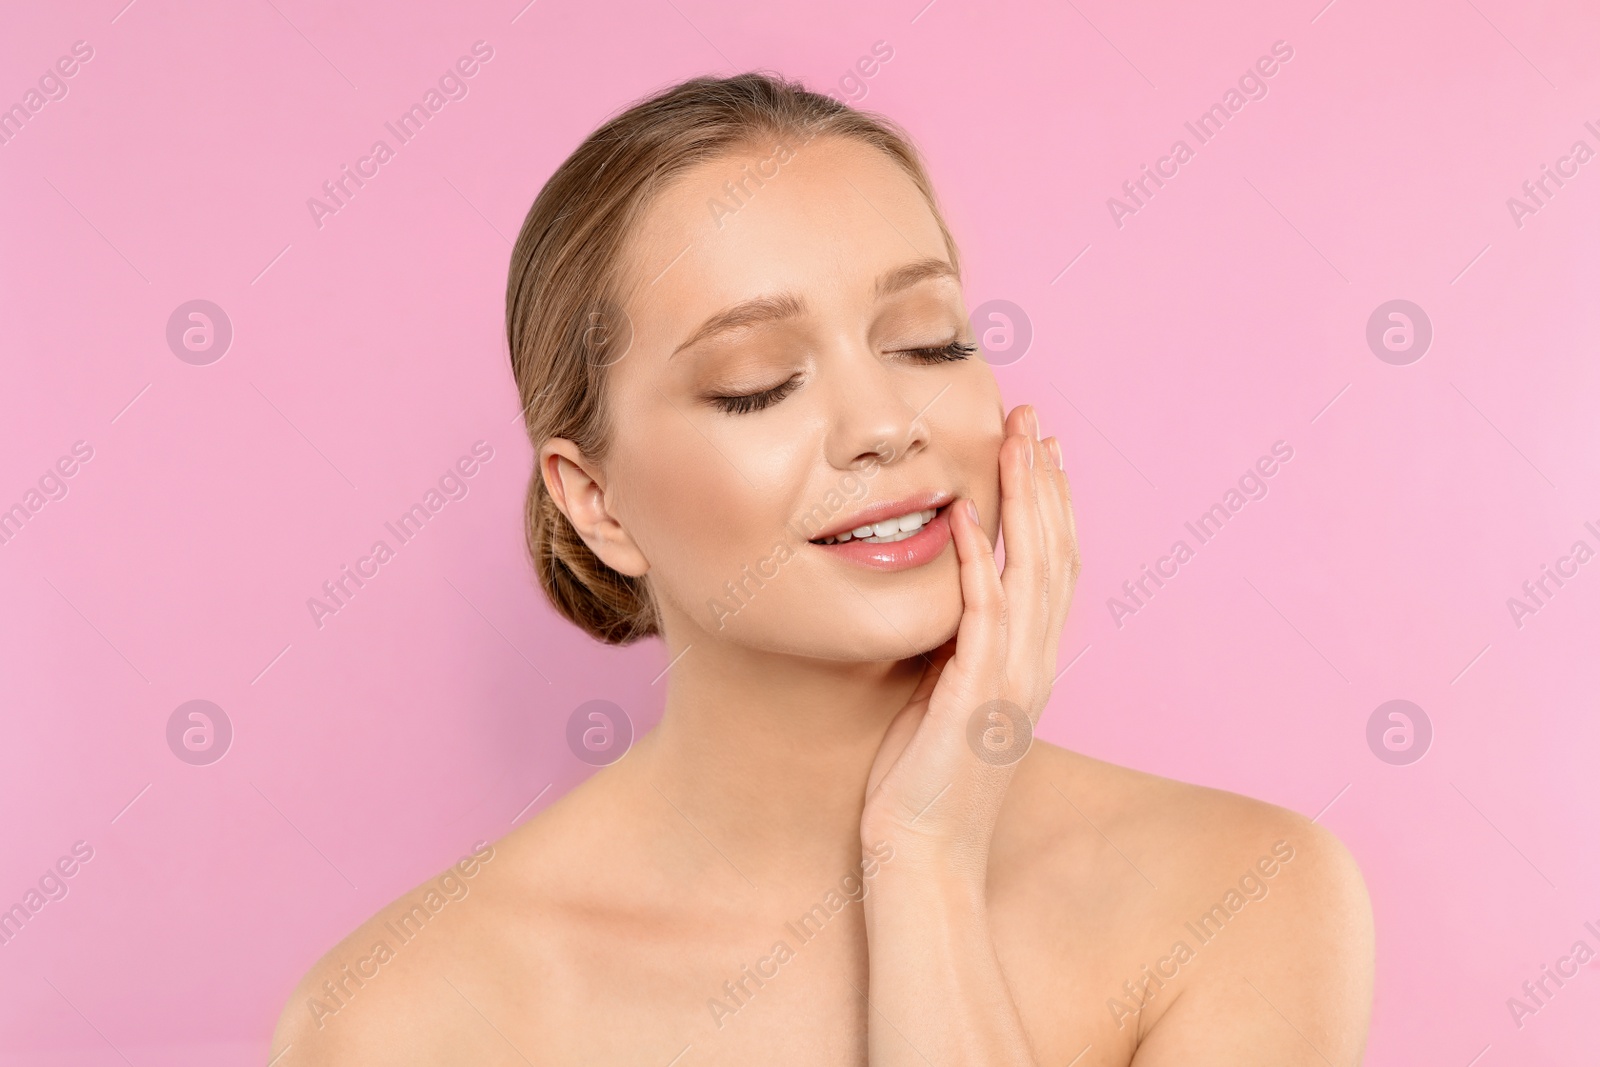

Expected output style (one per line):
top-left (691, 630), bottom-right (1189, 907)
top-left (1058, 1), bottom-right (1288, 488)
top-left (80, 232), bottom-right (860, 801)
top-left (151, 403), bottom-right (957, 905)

top-left (572, 134), bottom-right (1004, 661)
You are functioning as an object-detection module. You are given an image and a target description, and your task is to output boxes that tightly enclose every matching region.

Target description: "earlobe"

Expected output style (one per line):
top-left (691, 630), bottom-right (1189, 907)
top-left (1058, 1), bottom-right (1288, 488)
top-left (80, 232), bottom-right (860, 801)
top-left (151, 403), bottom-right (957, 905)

top-left (539, 439), bottom-right (650, 578)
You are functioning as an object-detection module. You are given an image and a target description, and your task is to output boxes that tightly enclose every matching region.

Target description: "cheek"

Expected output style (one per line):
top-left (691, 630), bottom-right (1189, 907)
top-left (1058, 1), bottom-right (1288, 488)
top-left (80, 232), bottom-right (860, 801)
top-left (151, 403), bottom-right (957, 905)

top-left (609, 411), bottom-right (792, 602)
top-left (944, 375), bottom-right (1006, 487)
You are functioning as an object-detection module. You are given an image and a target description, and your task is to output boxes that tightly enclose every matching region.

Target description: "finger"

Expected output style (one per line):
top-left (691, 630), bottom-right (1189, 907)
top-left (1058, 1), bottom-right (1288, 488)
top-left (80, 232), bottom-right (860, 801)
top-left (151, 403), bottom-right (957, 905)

top-left (949, 496), bottom-right (1006, 678)
top-left (1047, 438), bottom-right (1081, 586)
top-left (1025, 431), bottom-right (1067, 669)
top-left (1005, 403), bottom-right (1034, 439)
top-left (1034, 435), bottom-right (1071, 591)
top-left (1037, 435), bottom-right (1081, 642)
top-left (998, 426), bottom-right (1049, 662)
top-left (1045, 436), bottom-right (1078, 550)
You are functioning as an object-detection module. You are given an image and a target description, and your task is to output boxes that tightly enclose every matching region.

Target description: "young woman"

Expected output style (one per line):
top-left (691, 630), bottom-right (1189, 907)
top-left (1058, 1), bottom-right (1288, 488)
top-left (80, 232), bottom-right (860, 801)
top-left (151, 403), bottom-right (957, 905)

top-left (273, 72), bottom-right (1373, 1066)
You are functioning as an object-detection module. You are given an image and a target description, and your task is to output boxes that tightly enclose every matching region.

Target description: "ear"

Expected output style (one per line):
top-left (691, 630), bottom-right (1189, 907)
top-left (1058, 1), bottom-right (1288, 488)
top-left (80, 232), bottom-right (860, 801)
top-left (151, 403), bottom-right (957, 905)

top-left (539, 438), bottom-right (649, 578)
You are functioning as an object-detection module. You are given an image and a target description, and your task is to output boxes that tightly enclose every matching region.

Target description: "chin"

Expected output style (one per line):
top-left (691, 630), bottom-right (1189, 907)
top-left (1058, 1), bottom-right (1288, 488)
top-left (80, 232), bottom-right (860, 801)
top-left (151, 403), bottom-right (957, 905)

top-left (795, 567), bottom-right (965, 663)
top-left (873, 590), bottom-right (962, 659)
top-left (677, 535), bottom-right (965, 659)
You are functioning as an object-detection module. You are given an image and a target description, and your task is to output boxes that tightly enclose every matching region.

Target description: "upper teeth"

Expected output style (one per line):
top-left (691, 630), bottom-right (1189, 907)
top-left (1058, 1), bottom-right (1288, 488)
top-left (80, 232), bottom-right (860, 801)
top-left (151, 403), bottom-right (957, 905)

top-left (816, 508), bottom-right (938, 545)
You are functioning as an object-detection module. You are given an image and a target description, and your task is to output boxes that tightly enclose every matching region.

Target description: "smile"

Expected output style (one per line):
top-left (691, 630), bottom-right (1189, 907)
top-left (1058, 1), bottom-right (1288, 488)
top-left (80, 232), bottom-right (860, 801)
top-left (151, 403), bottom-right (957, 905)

top-left (812, 507), bottom-right (939, 544)
top-left (805, 496), bottom-right (955, 572)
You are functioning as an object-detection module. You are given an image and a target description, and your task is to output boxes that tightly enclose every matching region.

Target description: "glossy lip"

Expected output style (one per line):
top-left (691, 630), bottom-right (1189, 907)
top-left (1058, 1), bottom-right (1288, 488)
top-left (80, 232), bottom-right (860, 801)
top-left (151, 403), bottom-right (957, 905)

top-left (809, 506), bottom-right (953, 571)
top-left (804, 491), bottom-right (954, 542)
top-left (804, 490), bottom-right (956, 573)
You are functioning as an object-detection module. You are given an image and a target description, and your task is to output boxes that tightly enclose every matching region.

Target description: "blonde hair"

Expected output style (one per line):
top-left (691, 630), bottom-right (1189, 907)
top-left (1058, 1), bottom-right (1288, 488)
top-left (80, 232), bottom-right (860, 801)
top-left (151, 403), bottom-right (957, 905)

top-left (505, 71), bottom-right (959, 644)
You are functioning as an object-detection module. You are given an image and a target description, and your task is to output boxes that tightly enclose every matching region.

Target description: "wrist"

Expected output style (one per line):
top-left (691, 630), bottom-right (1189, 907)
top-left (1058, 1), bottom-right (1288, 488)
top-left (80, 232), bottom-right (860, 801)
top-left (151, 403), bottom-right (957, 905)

top-left (861, 820), bottom-right (989, 882)
top-left (862, 845), bottom-right (988, 918)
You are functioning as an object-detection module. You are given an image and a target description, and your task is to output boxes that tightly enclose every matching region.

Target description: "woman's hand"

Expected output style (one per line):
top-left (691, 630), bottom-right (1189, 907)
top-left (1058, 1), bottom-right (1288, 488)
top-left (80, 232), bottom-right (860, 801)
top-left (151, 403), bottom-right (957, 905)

top-left (855, 403), bottom-right (1078, 1066)
top-left (861, 401), bottom-right (1080, 878)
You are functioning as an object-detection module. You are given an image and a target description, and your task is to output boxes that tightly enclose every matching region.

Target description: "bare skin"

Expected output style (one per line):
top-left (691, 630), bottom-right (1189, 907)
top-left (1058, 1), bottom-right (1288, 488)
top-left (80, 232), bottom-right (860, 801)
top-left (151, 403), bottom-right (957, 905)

top-left (271, 134), bottom-right (1373, 1065)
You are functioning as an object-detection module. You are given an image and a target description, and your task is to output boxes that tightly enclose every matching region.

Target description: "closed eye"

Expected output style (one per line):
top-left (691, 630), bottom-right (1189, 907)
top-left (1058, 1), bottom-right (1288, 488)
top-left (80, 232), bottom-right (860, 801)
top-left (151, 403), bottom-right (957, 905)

top-left (900, 340), bottom-right (977, 364)
top-left (704, 339), bottom-right (973, 415)
top-left (707, 372), bottom-right (803, 415)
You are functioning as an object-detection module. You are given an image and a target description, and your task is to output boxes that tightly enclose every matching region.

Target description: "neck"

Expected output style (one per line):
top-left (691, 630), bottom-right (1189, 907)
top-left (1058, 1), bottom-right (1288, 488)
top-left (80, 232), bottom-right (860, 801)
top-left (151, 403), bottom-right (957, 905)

top-left (635, 631), bottom-right (925, 885)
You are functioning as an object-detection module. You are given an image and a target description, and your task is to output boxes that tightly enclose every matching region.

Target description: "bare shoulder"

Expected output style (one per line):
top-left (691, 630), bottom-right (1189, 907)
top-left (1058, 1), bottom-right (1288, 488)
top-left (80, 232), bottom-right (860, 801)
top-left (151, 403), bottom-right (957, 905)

top-left (268, 769), bottom-right (634, 1067)
top-left (1013, 741), bottom-right (1369, 904)
top-left (1001, 742), bottom-right (1374, 1062)
top-left (267, 839), bottom-right (509, 1067)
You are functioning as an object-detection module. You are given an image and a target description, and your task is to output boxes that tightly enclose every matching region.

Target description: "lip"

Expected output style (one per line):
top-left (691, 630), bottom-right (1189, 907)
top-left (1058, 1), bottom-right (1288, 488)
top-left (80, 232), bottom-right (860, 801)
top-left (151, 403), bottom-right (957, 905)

top-left (810, 507), bottom-right (952, 571)
top-left (803, 491), bottom-right (955, 573)
top-left (804, 491), bottom-right (954, 542)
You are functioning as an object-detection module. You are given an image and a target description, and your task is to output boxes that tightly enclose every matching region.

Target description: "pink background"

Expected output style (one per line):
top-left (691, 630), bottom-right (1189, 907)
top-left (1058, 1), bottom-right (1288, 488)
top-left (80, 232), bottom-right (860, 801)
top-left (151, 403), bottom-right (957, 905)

top-left (2, 0), bottom-right (1597, 1062)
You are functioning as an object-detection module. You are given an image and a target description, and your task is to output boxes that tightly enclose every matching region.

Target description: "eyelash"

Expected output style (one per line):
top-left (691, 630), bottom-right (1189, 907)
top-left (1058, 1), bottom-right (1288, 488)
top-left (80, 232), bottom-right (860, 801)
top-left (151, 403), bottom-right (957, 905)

top-left (904, 340), bottom-right (978, 364)
top-left (707, 341), bottom-right (977, 415)
top-left (711, 373), bottom-right (803, 415)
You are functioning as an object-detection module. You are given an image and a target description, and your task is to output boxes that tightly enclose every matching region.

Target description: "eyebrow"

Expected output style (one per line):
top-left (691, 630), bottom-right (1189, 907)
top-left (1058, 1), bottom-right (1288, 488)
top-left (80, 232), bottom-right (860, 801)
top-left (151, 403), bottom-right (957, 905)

top-left (669, 256), bottom-right (960, 359)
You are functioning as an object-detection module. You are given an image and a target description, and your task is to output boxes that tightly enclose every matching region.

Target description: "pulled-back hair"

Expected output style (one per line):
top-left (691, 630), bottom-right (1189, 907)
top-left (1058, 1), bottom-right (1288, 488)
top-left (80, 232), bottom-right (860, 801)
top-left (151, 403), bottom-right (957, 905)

top-left (505, 71), bottom-right (958, 644)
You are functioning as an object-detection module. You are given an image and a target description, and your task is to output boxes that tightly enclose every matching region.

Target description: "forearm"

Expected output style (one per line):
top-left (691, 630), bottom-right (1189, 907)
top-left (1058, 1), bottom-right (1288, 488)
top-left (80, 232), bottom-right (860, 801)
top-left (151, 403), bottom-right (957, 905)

top-left (862, 861), bottom-right (1040, 1067)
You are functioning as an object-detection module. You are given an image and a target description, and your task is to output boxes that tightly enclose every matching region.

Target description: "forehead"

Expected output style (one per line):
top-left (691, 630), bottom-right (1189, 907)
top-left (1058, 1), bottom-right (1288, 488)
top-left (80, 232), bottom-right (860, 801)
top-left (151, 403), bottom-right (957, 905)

top-left (614, 135), bottom-right (952, 349)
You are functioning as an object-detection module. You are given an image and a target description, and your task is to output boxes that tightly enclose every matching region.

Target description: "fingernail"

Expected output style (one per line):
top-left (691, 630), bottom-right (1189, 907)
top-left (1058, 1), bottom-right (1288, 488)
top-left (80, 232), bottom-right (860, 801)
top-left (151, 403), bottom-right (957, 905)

top-left (1025, 436), bottom-right (1035, 469)
top-left (1048, 437), bottom-right (1063, 469)
top-left (965, 499), bottom-right (980, 525)
top-left (1026, 406), bottom-right (1040, 438)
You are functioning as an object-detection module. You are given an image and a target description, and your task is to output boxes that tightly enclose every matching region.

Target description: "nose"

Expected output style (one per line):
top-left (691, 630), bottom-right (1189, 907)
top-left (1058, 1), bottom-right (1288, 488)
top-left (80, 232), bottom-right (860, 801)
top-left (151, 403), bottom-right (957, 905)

top-left (821, 347), bottom-right (930, 471)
